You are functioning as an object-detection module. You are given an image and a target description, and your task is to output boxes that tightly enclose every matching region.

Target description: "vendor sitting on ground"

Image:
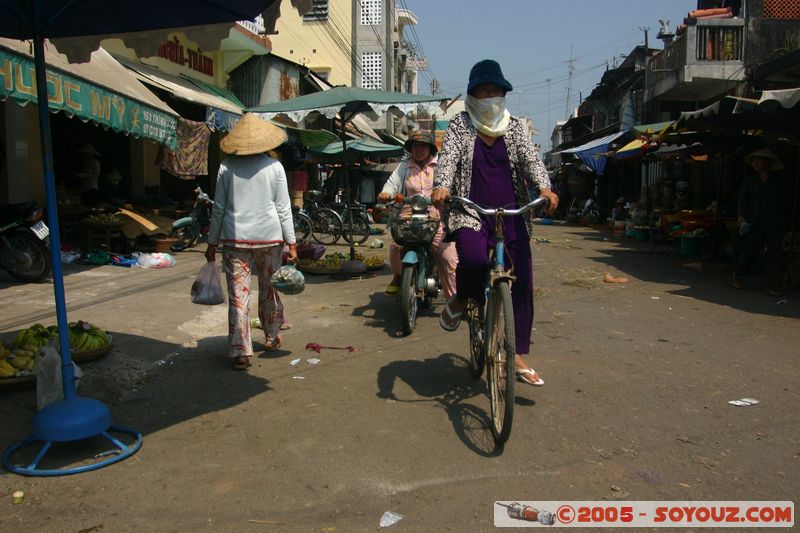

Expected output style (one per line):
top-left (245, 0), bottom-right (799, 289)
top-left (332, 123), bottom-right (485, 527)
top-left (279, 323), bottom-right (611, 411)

top-left (612, 196), bottom-right (628, 222)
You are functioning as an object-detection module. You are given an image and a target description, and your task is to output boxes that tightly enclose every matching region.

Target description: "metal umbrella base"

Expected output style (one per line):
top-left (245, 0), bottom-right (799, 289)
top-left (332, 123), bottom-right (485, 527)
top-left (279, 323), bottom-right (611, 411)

top-left (2, 397), bottom-right (143, 477)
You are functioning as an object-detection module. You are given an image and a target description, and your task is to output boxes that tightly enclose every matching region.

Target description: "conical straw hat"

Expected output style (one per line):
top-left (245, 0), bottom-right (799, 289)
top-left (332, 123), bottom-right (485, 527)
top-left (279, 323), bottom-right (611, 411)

top-left (745, 147), bottom-right (784, 171)
top-left (220, 114), bottom-right (287, 156)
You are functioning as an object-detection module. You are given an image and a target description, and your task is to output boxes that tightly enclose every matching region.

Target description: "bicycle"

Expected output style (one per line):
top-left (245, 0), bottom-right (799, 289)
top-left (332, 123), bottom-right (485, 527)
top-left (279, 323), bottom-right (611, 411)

top-left (328, 199), bottom-right (372, 245)
top-left (449, 195), bottom-right (549, 444)
top-left (292, 206), bottom-right (312, 242)
top-left (303, 190), bottom-right (343, 245)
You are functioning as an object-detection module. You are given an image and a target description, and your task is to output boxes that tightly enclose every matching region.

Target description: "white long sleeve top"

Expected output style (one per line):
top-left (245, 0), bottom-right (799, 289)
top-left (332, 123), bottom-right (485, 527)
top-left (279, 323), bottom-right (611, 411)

top-left (207, 154), bottom-right (296, 248)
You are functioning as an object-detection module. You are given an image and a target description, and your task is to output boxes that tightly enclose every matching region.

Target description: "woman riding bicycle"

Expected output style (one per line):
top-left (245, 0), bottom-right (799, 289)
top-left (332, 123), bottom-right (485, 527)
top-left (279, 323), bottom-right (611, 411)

top-left (378, 130), bottom-right (458, 300)
top-left (431, 59), bottom-right (558, 386)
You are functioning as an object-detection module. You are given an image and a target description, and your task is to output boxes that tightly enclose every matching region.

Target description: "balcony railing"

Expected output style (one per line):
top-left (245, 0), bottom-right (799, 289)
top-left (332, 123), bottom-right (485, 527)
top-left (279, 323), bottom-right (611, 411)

top-left (646, 18), bottom-right (745, 101)
top-left (237, 15), bottom-right (265, 35)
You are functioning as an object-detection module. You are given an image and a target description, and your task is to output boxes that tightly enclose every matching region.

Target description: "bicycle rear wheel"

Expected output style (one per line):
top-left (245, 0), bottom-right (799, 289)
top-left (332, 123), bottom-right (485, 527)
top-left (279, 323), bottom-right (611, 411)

top-left (485, 280), bottom-right (515, 444)
top-left (341, 215), bottom-right (370, 244)
top-left (311, 208), bottom-right (342, 245)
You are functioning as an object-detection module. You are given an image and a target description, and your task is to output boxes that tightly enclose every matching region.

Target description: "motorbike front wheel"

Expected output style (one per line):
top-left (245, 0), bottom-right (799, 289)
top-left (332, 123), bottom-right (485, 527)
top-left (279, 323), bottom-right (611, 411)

top-left (0, 230), bottom-right (51, 282)
top-left (170, 226), bottom-right (197, 252)
top-left (400, 264), bottom-right (419, 336)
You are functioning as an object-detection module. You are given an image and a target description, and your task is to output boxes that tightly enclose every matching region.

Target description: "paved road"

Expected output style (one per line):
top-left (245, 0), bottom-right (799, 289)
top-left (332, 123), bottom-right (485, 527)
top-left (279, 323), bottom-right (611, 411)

top-left (1, 224), bottom-right (797, 531)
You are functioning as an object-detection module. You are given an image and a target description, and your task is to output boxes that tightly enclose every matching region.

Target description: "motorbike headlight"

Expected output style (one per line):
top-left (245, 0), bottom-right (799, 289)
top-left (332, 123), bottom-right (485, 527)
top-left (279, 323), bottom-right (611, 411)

top-left (409, 195), bottom-right (429, 214)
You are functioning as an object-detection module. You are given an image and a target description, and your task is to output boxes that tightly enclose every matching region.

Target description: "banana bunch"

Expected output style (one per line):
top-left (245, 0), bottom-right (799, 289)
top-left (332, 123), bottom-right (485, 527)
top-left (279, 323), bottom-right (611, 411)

top-left (363, 256), bottom-right (384, 267)
top-left (14, 323), bottom-right (57, 349)
top-left (0, 346), bottom-right (38, 378)
top-left (85, 213), bottom-right (122, 224)
top-left (68, 321), bottom-right (110, 352)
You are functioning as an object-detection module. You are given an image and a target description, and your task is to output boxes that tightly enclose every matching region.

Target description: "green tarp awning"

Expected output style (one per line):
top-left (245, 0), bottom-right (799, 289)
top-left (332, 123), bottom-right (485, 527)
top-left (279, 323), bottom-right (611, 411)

top-left (307, 137), bottom-right (404, 163)
top-left (285, 127), bottom-right (339, 148)
top-left (0, 40), bottom-right (178, 148)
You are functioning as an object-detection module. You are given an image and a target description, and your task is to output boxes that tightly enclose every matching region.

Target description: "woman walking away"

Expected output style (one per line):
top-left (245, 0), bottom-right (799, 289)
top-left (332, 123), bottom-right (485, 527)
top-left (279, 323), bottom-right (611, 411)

top-left (378, 130), bottom-right (458, 299)
top-left (205, 114), bottom-right (298, 370)
top-left (431, 59), bottom-right (559, 386)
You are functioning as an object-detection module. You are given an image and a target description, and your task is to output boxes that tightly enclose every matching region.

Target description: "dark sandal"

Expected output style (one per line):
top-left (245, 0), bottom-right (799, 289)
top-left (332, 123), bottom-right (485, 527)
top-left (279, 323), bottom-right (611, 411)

top-left (232, 356), bottom-right (251, 370)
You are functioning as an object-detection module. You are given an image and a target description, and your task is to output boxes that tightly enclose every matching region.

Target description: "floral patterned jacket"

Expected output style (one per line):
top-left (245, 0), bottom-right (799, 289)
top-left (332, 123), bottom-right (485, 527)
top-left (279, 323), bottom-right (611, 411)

top-left (433, 111), bottom-right (551, 237)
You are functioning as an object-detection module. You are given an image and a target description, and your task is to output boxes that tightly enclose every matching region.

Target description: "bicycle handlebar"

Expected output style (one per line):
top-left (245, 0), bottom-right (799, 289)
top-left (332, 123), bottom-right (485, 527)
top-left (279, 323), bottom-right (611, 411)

top-left (449, 195), bottom-right (549, 217)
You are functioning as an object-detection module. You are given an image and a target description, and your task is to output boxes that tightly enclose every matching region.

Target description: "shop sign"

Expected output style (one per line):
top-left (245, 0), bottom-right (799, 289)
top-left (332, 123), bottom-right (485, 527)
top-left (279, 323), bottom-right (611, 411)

top-left (158, 37), bottom-right (214, 77)
top-left (0, 48), bottom-right (178, 149)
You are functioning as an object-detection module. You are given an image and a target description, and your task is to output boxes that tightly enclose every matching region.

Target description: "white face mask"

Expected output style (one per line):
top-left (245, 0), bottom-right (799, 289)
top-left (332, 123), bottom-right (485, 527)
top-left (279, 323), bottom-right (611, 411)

top-left (465, 95), bottom-right (510, 137)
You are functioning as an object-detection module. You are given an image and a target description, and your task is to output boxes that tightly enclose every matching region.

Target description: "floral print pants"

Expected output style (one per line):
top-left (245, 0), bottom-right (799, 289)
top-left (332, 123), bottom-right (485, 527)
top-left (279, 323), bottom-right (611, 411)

top-left (222, 246), bottom-right (284, 358)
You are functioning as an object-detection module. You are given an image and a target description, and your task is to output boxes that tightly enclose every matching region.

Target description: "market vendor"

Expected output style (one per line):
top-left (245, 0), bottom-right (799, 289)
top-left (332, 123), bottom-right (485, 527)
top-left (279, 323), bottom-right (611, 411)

top-left (74, 144), bottom-right (102, 206)
top-left (732, 147), bottom-right (787, 296)
top-left (612, 196), bottom-right (628, 222)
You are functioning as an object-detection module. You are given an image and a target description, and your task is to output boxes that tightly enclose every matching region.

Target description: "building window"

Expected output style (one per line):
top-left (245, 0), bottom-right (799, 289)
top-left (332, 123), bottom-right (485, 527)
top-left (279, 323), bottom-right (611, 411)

top-left (361, 52), bottom-right (383, 90)
top-left (763, 0), bottom-right (800, 19)
top-left (303, 0), bottom-right (329, 21)
top-left (361, 0), bottom-right (382, 25)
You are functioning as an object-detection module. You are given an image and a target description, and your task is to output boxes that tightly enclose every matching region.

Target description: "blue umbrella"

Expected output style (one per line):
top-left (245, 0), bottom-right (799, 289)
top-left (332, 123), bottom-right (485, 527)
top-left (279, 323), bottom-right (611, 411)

top-left (0, 0), bottom-right (279, 476)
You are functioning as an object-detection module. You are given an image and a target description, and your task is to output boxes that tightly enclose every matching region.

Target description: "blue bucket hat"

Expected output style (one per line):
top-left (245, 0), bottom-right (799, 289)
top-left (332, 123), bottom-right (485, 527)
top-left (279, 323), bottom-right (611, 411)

top-left (467, 59), bottom-right (513, 95)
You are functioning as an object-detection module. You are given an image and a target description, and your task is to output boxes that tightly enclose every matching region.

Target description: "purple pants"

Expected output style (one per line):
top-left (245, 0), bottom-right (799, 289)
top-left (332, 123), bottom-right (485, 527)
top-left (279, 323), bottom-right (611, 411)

top-left (453, 227), bottom-right (533, 355)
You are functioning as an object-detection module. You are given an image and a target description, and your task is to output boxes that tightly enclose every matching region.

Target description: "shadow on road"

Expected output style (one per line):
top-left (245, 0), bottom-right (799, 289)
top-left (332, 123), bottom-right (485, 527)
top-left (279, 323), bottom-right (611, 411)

top-left (376, 352), bottom-right (504, 457)
top-left (0, 334), bottom-right (270, 474)
top-left (561, 226), bottom-right (799, 319)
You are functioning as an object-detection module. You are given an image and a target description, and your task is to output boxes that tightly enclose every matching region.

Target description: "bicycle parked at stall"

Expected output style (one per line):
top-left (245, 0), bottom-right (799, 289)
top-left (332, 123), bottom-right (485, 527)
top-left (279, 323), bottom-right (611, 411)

top-left (292, 206), bottom-right (313, 242)
top-left (449, 195), bottom-right (549, 444)
top-left (303, 190), bottom-right (344, 245)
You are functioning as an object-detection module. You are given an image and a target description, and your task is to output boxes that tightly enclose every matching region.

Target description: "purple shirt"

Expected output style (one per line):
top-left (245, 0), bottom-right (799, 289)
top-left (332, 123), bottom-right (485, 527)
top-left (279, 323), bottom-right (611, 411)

top-left (469, 137), bottom-right (528, 242)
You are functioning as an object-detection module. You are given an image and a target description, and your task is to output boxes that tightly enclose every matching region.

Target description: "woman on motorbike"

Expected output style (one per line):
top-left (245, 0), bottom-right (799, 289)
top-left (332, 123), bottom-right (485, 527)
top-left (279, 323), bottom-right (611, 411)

top-left (377, 131), bottom-right (458, 300)
top-left (431, 60), bottom-right (558, 386)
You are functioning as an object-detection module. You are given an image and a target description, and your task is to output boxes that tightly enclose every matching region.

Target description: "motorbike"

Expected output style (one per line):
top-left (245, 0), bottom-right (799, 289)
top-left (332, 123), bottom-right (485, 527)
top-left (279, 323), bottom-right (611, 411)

top-left (0, 201), bottom-right (52, 282)
top-left (385, 194), bottom-right (441, 335)
top-left (170, 186), bottom-right (213, 252)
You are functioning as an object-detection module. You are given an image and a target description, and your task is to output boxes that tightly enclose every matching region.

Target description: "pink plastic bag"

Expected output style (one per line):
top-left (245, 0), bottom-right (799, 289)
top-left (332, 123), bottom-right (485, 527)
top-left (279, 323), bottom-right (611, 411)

top-left (191, 262), bottom-right (225, 305)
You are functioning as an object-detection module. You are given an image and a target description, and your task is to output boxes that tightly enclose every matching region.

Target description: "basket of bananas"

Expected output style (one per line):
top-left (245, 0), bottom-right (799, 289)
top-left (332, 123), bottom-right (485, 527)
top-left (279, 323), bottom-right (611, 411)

top-left (84, 212), bottom-right (125, 228)
top-left (363, 255), bottom-right (385, 271)
top-left (297, 252), bottom-right (348, 274)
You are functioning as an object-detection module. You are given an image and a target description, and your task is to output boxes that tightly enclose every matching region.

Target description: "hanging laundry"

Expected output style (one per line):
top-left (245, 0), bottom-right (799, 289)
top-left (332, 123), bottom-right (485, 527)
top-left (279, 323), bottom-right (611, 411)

top-left (157, 118), bottom-right (211, 180)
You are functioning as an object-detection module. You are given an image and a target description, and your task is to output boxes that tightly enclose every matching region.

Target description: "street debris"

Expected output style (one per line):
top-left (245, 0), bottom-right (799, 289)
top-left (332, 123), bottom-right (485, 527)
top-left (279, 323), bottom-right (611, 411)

top-left (307, 358), bottom-right (321, 365)
top-left (305, 342), bottom-right (358, 353)
top-left (11, 490), bottom-right (24, 504)
top-left (728, 398), bottom-right (760, 406)
top-left (289, 358), bottom-right (301, 366)
top-left (635, 468), bottom-right (665, 485)
top-left (379, 511), bottom-right (404, 528)
top-left (777, 299), bottom-right (788, 305)
top-left (247, 519), bottom-right (286, 525)
top-left (369, 238), bottom-right (385, 248)
top-left (676, 436), bottom-right (699, 445)
top-left (292, 376), bottom-right (306, 380)
top-left (650, 296), bottom-right (661, 300)
top-left (682, 261), bottom-right (703, 270)
top-left (603, 272), bottom-right (629, 284)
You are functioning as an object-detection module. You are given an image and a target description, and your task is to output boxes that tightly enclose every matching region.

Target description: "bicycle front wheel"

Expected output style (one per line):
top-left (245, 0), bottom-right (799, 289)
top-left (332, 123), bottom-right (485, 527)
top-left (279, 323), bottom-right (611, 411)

top-left (311, 208), bottom-right (342, 245)
top-left (467, 301), bottom-right (485, 378)
top-left (485, 280), bottom-right (516, 444)
top-left (294, 213), bottom-right (312, 242)
top-left (341, 215), bottom-right (370, 244)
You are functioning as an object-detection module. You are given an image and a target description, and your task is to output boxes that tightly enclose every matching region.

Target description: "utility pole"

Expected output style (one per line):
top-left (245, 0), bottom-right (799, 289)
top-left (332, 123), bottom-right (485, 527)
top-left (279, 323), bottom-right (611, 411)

top-left (546, 78), bottom-right (551, 149)
top-left (430, 78), bottom-right (439, 96)
top-left (564, 46), bottom-right (575, 121)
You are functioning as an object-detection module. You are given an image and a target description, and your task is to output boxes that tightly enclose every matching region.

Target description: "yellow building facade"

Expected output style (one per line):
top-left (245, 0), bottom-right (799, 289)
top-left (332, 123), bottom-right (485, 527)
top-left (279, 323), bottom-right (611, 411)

top-left (269, 0), bottom-right (353, 86)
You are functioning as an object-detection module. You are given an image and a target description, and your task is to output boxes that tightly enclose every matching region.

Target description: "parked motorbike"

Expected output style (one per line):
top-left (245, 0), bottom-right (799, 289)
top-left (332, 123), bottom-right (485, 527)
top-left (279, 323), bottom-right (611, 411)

top-left (385, 194), bottom-right (441, 335)
top-left (0, 201), bottom-right (52, 282)
top-left (170, 186), bottom-right (213, 252)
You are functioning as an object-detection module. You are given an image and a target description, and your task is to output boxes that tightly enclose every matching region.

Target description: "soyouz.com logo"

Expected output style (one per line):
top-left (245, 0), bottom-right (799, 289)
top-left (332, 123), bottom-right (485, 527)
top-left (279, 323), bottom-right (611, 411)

top-left (494, 501), bottom-right (794, 528)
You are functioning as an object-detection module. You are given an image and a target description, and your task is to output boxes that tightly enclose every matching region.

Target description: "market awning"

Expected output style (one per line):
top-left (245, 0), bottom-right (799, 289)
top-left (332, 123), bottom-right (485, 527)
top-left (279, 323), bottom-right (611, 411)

top-left (0, 38), bottom-right (178, 148)
top-left (553, 130), bottom-right (629, 176)
top-left (632, 121), bottom-right (675, 136)
top-left (615, 138), bottom-right (658, 160)
top-left (285, 126), bottom-right (339, 148)
top-left (307, 137), bottom-right (404, 163)
top-left (114, 54), bottom-right (243, 115)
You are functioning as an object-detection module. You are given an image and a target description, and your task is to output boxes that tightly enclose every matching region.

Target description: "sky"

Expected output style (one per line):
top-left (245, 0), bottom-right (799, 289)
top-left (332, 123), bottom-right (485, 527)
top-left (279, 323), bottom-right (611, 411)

top-left (403, 0), bottom-right (698, 147)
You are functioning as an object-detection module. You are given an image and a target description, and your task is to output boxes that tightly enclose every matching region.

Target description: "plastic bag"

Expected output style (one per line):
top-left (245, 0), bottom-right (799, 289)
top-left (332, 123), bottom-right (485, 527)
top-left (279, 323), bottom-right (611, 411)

top-left (191, 262), bottom-right (225, 305)
top-left (36, 346), bottom-right (83, 410)
top-left (137, 252), bottom-right (176, 269)
top-left (271, 265), bottom-right (305, 295)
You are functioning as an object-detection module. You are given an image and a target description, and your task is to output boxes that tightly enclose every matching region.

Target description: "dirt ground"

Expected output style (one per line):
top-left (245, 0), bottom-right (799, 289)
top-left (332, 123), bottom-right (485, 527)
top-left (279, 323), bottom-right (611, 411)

top-left (0, 223), bottom-right (798, 532)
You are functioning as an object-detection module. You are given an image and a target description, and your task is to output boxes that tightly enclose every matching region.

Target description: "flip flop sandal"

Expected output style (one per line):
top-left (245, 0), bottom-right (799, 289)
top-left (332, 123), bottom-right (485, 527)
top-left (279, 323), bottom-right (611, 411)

top-left (438, 298), bottom-right (463, 332)
top-left (516, 367), bottom-right (544, 386)
top-left (264, 335), bottom-right (283, 351)
top-left (279, 322), bottom-right (293, 331)
top-left (385, 284), bottom-right (400, 295)
top-left (232, 356), bottom-right (251, 371)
